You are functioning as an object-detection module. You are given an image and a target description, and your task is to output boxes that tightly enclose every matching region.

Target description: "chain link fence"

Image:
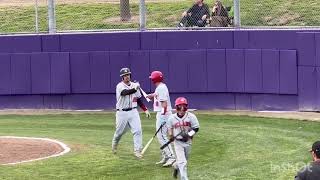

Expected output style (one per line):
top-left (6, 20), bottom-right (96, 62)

top-left (55, 0), bottom-right (139, 31)
top-left (0, 0), bottom-right (48, 34)
top-left (240, 0), bottom-right (320, 27)
top-left (0, 0), bottom-right (320, 34)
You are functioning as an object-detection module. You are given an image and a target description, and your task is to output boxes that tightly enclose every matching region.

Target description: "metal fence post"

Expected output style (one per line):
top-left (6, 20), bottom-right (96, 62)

top-left (48, 0), bottom-right (56, 33)
top-left (139, 0), bottom-right (146, 30)
top-left (233, 0), bottom-right (240, 27)
top-left (35, 0), bottom-right (39, 33)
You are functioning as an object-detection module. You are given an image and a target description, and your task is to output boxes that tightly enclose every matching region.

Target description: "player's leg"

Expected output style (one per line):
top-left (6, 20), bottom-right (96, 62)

top-left (173, 141), bottom-right (188, 180)
top-left (128, 109), bottom-right (143, 157)
top-left (112, 111), bottom-right (129, 153)
top-left (156, 112), bottom-right (175, 166)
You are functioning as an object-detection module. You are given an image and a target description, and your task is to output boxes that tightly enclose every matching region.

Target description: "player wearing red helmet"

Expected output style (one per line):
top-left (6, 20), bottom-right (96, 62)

top-left (168, 97), bottom-right (200, 179)
top-left (147, 70), bottom-right (176, 167)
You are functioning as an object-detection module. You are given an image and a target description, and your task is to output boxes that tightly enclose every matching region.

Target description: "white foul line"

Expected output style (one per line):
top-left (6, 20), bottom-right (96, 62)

top-left (0, 136), bottom-right (71, 166)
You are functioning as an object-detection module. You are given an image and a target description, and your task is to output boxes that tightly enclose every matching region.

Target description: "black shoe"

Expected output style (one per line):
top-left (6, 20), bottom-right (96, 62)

top-left (172, 168), bottom-right (178, 179)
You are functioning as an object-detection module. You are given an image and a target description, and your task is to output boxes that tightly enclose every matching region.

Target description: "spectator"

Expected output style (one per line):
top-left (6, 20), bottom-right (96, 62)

top-left (177, 0), bottom-right (210, 28)
top-left (295, 141), bottom-right (320, 180)
top-left (209, 0), bottom-right (230, 27)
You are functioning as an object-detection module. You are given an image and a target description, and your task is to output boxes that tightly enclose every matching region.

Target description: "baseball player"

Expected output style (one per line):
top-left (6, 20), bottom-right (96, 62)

top-left (111, 67), bottom-right (151, 159)
top-left (147, 71), bottom-right (176, 167)
top-left (167, 97), bottom-right (200, 180)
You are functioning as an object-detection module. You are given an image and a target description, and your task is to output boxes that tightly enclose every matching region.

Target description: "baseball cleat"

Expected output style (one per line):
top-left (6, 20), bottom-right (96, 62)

top-left (172, 168), bottom-right (178, 179)
top-left (155, 157), bottom-right (168, 165)
top-left (134, 151), bottom-right (143, 159)
top-left (112, 144), bottom-right (118, 154)
top-left (162, 158), bottom-right (175, 167)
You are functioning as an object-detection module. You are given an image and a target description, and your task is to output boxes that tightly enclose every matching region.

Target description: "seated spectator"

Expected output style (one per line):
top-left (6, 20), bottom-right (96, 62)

top-left (295, 141), bottom-right (320, 180)
top-left (209, 0), bottom-right (230, 27)
top-left (177, 0), bottom-right (210, 28)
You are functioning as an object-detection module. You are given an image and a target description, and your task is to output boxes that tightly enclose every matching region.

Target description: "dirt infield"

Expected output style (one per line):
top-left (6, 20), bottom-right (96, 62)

top-left (0, 137), bottom-right (70, 165)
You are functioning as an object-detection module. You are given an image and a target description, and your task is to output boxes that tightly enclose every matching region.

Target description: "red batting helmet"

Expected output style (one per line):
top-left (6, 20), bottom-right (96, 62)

top-left (175, 97), bottom-right (188, 106)
top-left (149, 71), bottom-right (163, 83)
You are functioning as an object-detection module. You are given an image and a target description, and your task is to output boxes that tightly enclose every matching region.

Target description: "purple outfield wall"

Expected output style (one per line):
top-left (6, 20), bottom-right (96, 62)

top-left (0, 30), bottom-right (319, 111)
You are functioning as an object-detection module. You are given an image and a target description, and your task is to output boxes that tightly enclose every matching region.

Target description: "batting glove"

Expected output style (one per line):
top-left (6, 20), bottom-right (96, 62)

top-left (145, 110), bottom-right (151, 119)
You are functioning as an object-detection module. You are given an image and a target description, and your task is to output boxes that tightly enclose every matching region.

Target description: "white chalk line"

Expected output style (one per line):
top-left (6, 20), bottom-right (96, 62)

top-left (0, 136), bottom-right (71, 166)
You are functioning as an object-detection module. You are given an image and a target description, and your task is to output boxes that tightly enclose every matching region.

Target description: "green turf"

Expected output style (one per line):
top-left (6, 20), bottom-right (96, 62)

top-left (0, 0), bottom-right (320, 33)
top-left (0, 113), bottom-right (319, 180)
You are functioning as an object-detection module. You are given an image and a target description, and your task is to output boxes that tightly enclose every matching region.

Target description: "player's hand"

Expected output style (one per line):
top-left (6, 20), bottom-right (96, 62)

top-left (145, 110), bottom-right (151, 119)
top-left (146, 93), bottom-right (154, 99)
top-left (182, 11), bottom-right (187, 17)
top-left (134, 83), bottom-right (140, 90)
top-left (202, 15), bottom-right (207, 21)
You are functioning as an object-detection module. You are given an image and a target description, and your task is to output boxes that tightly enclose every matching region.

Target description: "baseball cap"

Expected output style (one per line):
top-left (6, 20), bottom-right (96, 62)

top-left (310, 141), bottom-right (320, 154)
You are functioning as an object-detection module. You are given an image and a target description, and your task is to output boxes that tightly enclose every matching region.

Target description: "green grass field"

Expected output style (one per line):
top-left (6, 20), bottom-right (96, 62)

top-left (0, 0), bottom-right (320, 33)
top-left (0, 112), bottom-right (319, 180)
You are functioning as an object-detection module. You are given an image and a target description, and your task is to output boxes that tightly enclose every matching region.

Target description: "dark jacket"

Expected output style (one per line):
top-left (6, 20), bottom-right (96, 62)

top-left (295, 161), bottom-right (320, 180)
top-left (187, 3), bottom-right (210, 21)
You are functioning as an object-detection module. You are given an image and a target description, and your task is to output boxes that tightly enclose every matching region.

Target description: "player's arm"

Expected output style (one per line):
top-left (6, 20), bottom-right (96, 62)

top-left (160, 101), bottom-right (168, 115)
top-left (120, 83), bottom-right (140, 96)
top-left (168, 127), bottom-right (174, 141)
top-left (134, 87), bottom-right (151, 118)
top-left (167, 118), bottom-right (174, 141)
top-left (189, 114), bottom-right (200, 137)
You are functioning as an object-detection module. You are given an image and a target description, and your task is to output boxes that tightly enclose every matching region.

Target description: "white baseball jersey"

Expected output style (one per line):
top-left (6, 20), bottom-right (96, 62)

top-left (116, 82), bottom-right (142, 110)
top-left (153, 83), bottom-right (172, 112)
top-left (168, 112), bottom-right (200, 143)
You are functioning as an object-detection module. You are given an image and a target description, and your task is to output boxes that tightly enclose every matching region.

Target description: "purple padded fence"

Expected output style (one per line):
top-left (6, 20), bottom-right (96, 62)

top-left (187, 50), bottom-right (207, 92)
top-left (43, 95), bottom-right (63, 109)
top-left (11, 54), bottom-right (31, 94)
top-left (130, 51), bottom-right (151, 92)
top-left (226, 49), bottom-right (245, 92)
top-left (31, 53), bottom-right (51, 94)
top-left (244, 49), bottom-right (262, 93)
top-left (279, 50), bottom-right (297, 94)
top-left (149, 50), bottom-right (170, 92)
top-left (60, 33), bottom-right (140, 52)
top-left (297, 33), bottom-right (316, 66)
top-left (89, 51), bottom-right (111, 93)
top-left (298, 66), bottom-right (317, 111)
top-left (235, 94), bottom-right (252, 110)
top-left (0, 35), bottom-right (41, 53)
top-left (207, 49), bottom-right (227, 92)
top-left (70, 52), bottom-right (91, 93)
top-left (262, 50), bottom-right (280, 94)
top-left (50, 52), bottom-right (71, 94)
top-left (1, 30), bottom-right (320, 110)
top-left (316, 34), bottom-right (320, 67)
top-left (0, 54), bottom-right (11, 95)
top-left (233, 31), bottom-right (249, 48)
top-left (109, 51), bottom-right (130, 92)
top-left (251, 94), bottom-right (298, 111)
top-left (41, 35), bottom-right (60, 52)
top-left (167, 50), bottom-right (189, 92)
top-left (248, 30), bottom-right (297, 49)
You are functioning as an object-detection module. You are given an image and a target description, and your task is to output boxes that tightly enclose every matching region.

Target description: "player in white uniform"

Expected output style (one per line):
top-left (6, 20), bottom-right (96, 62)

top-left (112, 68), bottom-right (151, 159)
top-left (147, 71), bottom-right (176, 167)
top-left (167, 97), bottom-right (200, 180)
